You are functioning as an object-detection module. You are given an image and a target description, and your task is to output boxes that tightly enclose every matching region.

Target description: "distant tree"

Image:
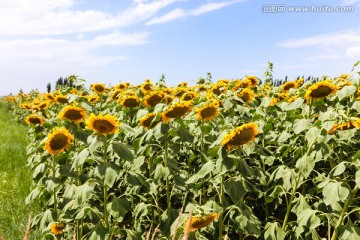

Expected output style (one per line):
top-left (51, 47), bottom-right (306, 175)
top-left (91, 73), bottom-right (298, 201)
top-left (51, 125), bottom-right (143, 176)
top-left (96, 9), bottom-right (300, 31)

top-left (56, 77), bottom-right (64, 88)
top-left (47, 83), bottom-right (51, 93)
top-left (63, 77), bottom-right (68, 86)
top-left (284, 75), bottom-right (288, 81)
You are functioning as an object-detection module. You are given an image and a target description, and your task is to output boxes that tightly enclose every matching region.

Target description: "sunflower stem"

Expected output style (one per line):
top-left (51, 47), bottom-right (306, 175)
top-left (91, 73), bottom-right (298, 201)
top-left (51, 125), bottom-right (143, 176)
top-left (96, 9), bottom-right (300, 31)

top-left (219, 174), bottom-right (224, 240)
top-left (52, 156), bottom-right (58, 214)
top-left (308, 99), bottom-right (313, 119)
top-left (200, 120), bottom-right (205, 162)
top-left (282, 172), bottom-right (301, 230)
top-left (330, 185), bottom-right (358, 240)
top-left (164, 137), bottom-right (171, 207)
top-left (103, 139), bottom-right (109, 229)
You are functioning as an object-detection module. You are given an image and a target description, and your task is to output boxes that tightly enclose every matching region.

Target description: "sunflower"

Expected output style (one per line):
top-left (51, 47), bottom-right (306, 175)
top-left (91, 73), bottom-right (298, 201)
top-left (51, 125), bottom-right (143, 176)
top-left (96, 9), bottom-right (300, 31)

top-left (281, 81), bottom-right (299, 92)
top-left (144, 91), bottom-right (164, 108)
top-left (110, 89), bottom-right (122, 101)
top-left (116, 83), bottom-right (129, 90)
top-left (44, 93), bottom-right (55, 102)
top-left (91, 83), bottom-right (106, 94)
top-left (209, 82), bottom-right (227, 96)
top-left (336, 119), bottom-right (360, 132)
top-left (221, 122), bottom-right (259, 150)
top-left (237, 88), bottom-right (255, 103)
top-left (196, 101), bottom-right (220, 121)
top-left (161, 101), bottom-right (193, 123)
top-left (58, 106), bottom-right (87, 123)
top-left (141, 79), bottom-right (154, 94)
top-left (139, 113), bottom-right (160, 129)
top-left (164, 95), bottom-right (174, 105)
top-left (181, 91), bottom-right (199, 101)
top-left (86, 113), bottom-right (120, 135)
top-left (245, 75), bottom-right (259, 87)
top-left (183, 213), bottom-right (220, 233)
top-left (305, 80), bottom-right (337, 100)
top-left (87, 95), bottom-right (99, 103)
top-left (25, 114), bottom-right (45, 126)
top-left (174, 87), bottom-right (187, 97)
top-left (120, 95), bottom-right (141, 108)
top-left (232, 79), bottom-right (252, 91)
top-left (50, 222), bottom-right (65, 235)
top-left (43, 127), bottom-right (74, 155)
top-left (20, 103), bottom-right (32, 110)
top-left (339, 73), bottom-right (349, 81)
top-left (55, 95), bottom-right (69, 104)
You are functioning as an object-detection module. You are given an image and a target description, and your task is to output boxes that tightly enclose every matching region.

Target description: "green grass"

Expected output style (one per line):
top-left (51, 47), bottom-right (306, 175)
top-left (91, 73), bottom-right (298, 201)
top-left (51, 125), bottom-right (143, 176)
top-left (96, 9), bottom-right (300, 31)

top-left (0, 107), bottom-right (41, 239)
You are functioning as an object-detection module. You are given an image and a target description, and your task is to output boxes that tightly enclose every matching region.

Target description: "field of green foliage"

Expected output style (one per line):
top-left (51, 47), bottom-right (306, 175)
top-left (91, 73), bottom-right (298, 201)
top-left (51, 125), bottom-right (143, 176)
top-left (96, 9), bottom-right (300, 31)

top-left (2, 63), bottom-right (360, 239)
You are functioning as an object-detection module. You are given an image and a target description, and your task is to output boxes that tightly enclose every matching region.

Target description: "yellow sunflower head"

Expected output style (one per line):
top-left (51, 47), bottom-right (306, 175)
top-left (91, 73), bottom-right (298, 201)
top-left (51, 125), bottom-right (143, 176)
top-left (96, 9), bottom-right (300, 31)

top-left (183, 213), bottom-right (220, 233)
top-left (20, 103), bottom-right (32, 110)
top-left (232, 79), bottom-right (252, 91)
top-left (86, 113), bottom-right (120, 135)
top-left (25, 114), bottom-right (45, 126)
top-left (196, 101), bottom-right (220, 122)
top-left (50, 222), bottom-right (65, 235)
top-left (120, 95), bottom-right (141, 108)
top-left (181, 91), bottom-right (199, 102)
top-left (43, 127), bottom-right (74, 155)
top-left (55, 95), bottom-right (69, 104)
top-left (221, 122), bottom-right (259, 150)
top-left (110, 89), bottom-right (123, 101)
top-left (139, 113), bottom-right (160, 129)
top-left (281, 81), bottom-right (299, 92)
top-left (305, 80), bottom-right (337, 100)
top-left (144, 91), bottom-right (165, 108)
top-left (91, 83), bottom-right (106, 94)
top-left (237, 88), bottom-right (255, 103)
top-left (58, 106), bottom-right (87, 123)
top-left (161, 101), bottom-right (193, 123)
top-left (141, 80), bottom-right (154, 94)
top-left (44, 93), bottom-right (55, 102)
top-left (245, 75), bottom-right (259, 87)
top-left (87, 95), bottom-right (100, 103)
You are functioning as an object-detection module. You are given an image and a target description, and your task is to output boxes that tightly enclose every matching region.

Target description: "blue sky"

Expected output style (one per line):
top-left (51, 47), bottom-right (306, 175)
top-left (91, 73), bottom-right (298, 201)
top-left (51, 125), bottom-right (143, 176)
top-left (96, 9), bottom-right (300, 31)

top-left (1, 0), bottom-right (360, 95)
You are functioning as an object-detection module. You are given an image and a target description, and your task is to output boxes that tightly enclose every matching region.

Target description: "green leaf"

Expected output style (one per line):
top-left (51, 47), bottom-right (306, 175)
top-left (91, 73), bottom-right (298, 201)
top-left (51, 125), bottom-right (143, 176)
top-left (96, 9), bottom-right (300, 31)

top-left (32, 163), bottom-right (45, 179)
top-left (88, 135), bottom-right (102, 154)
top-left (74, 184), bottom-right (94, 207)
top-left (153, 164), bottom-right (170, 184)
top-left (336, 85), bottom-right (357, 100)
top-left (224, 178), bottom-right (246, 203)
top-left (159, 207), bottom-right (178, 237)
top-left (277, 131), bottom-right (292, 143)
top-left (338, 220), bottom-right (360, 240)
top-left (355, 170), bottom-right (360, 188)
top-left (108, 196), bottom-right (130, 222)
top-left (305, 127), bottom-right (320, 145)
top-left (177, 127), bottom-right (194, 143)
top-left (186, 160), bottom-right (214, 184)
top-left (123, 229), bottom-right (142, 240)
top-left (296, 156), bottom-right (315, 178)
top-left (88, 223), bottom-right (109, 240)
top-left (293, 119), bottom-right (312, 134)
top-left (105, 165), bottom-right (118, 188)
top-left (298, 209), bottom-right (321, 229)
top-left (112, 142), bottom-right (134, 162)
top-left (286, 98), bottom-right (304, 111)
top-left (264, 222), bottom-right (286, 240)
top-left (323, 181), bottom-right (350, 205)
top-left (332, 162), bottom-right (347, 176)
top-left (265, 185), bottom-right (284, 203)
top-left (72, 148), bottom-right (89, 169)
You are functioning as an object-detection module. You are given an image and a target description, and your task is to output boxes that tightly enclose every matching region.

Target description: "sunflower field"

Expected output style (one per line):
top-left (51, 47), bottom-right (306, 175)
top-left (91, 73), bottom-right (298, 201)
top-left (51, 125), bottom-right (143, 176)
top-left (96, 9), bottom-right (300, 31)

top-left (1, 65), bottom-right (360, 240)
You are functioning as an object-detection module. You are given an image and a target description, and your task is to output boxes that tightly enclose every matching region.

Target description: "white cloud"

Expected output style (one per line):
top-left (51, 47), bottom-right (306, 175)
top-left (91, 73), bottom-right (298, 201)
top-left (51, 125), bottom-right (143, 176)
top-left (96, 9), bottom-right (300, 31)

top-left (341, 0), bottom-right (360, 5)
top-left (147, 8), bottom-right (185, 25)
top-left (346, 46), bottom-right (360, 58)
top-left (277, 30), bottom-right (360, 48)
top-left (147, 0), bottom-right (242, 25)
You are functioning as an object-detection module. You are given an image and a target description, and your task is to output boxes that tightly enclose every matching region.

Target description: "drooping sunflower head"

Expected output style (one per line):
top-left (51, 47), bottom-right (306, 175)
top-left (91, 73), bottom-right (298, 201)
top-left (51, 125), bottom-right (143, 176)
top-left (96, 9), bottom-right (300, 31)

top-left (110, 89), bottom-right (123, 101)
top-left (281, 81), bottom-right (299, 92)
top-left (181, 91), bottom-right (199, 102)
top-left (196, 101), bottom-right (220, 121)
top-left (55, 95), bottom-right (69, 104)
top-left (174, 87), bottom-right (187, 97)
top-left (144, 91), bottom-right (165, 108)
top-left (161, 101), bottom-right (193, 123)
top-left (221, 122), bottom-right (259, 150)
top-left (209, 82), bottom-right (228, 96)
top-left (58, 106), bottom-right (87, 123)
top-left (183, 213), bottom-right (220, 233)
top-left (87, 95), bottom-right (100, 103)
top-left (91, 83), bottom-right (106, 94)
top-left (44, 93), bottom-right (55, 102)
top-left (86, 113), bottom-right (120, 135)
top-left (232, 79), bottom-right (252, 91)
top-left (25, 114), bottom-right (45, 126)
top-left (43, 127), bottom-right (74, 155)
top-left (50, 222), bottom-right (65, 235)
top-left (120, 95), bottom-right (141, 108)
top-left (305, 80), bottom-right (337, 100)
top-left (20, 103), bottom-right (32, 110)
top-left (245, 75), bottom-right (259, 87)
top-left (237, 88), bottom-right (255, 103)
top-left (139, 113), bottom-right (160, 129)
